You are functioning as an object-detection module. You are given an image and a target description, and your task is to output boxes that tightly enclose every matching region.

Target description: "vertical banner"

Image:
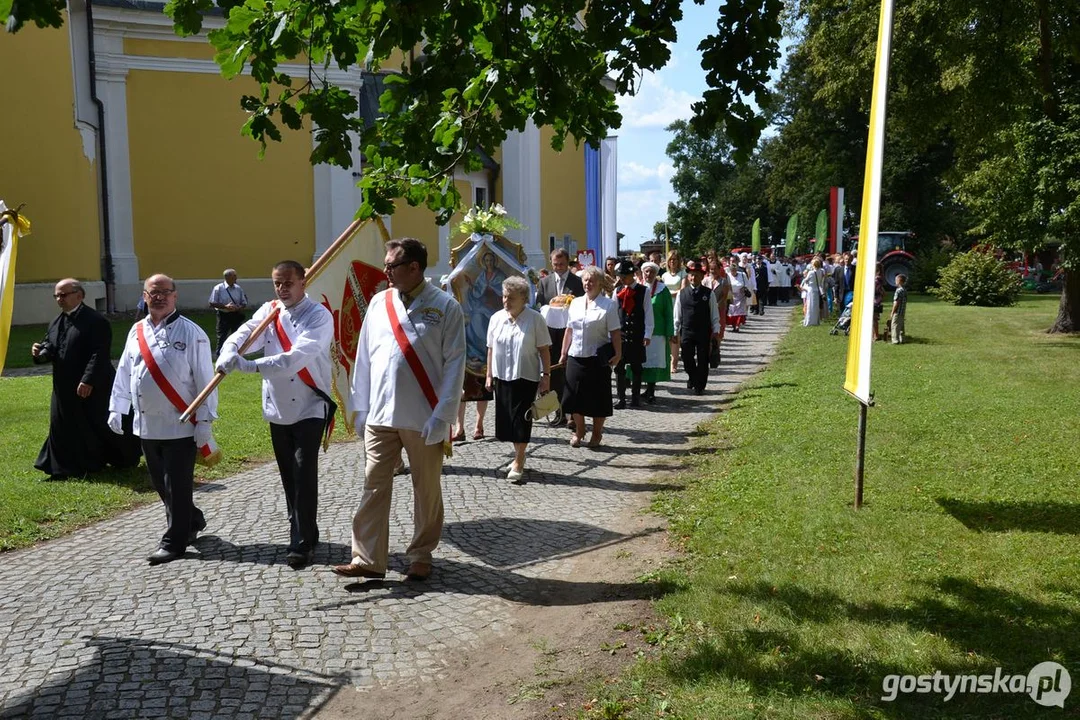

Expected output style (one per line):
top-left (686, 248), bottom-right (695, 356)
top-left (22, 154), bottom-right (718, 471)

top-left (844, 0), bottom-right (895, 405)
top-left (814, 210), bottom-right (828, 253)
top-left (831, 187), bottom-right (846, 254)
top-left (584, 143), bottom-right (601, 261)
top-left (600, 137), bottom-right (619, 261)
top-left (0, 202), bottom-right (31, 377)
top-left (751, 218), bottom-right (761, 253)
top-left (304, 218), bottom-right (390, 433)
top-left (785, 214), bottom-right (799, 255)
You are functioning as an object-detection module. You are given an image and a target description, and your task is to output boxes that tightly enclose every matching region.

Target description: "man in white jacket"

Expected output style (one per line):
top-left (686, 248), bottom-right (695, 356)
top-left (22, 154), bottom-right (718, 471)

top-left (334, 238), bottom-right (466, 582)
top-left (216, 260), bottom-right (335, 569)
top-left (108, 274), bottom-right (218, 565)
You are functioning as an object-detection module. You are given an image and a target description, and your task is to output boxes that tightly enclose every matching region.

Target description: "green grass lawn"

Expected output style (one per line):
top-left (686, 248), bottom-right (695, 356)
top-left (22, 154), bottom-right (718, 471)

top-left (588, 294), bottom-right (1080, 719)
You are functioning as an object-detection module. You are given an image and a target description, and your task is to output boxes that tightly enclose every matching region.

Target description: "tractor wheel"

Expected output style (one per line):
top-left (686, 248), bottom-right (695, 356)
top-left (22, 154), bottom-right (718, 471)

top-left (882, 258), bottom-right (913, 290)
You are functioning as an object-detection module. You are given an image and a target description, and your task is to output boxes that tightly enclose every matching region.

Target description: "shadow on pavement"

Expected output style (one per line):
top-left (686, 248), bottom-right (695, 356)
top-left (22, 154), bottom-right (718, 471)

top-left (0, 636), bottom-right (342, 719)
top-left (318, 554), bottom-right (677, 610)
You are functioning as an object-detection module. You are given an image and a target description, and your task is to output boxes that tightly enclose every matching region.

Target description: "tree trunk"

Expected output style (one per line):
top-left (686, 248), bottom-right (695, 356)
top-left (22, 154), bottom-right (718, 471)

top-left (1048, 268), bottom-right (1080, 334)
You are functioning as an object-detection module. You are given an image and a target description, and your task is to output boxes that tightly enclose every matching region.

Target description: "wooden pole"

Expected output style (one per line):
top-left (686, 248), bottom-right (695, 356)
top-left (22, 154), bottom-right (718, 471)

top-left (854, 402), bottom-right (867, 509)
top-left (179, 216), bottom-right (387, 422)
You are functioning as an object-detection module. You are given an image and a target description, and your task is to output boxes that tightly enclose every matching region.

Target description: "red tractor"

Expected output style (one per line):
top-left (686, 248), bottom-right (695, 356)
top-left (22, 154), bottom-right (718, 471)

top-left (850, 231), bottom-right (915, 290)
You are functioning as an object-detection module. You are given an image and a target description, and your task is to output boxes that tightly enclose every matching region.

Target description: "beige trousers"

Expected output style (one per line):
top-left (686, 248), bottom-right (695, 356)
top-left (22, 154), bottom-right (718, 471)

top-left (349, 425), bottom-right (445, 572)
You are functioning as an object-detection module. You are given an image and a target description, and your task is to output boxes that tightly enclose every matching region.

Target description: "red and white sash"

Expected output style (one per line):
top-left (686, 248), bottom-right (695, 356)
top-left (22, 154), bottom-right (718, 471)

top-left (136, 321), bottom-right (219, 463)
top-left (384, 291), bottom-right (439, 410)
top-left (272, 301), bottom-right (336, 444)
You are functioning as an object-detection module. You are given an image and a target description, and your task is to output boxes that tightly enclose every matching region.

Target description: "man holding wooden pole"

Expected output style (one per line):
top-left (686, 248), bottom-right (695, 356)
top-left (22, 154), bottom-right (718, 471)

top-left (216, 260), bottom-right (335, 569)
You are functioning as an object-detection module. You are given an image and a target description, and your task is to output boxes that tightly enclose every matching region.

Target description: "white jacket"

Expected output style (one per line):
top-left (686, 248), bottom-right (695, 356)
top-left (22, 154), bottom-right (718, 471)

top-left (109, 312), bottom-right (218, 439)
top-left (351, 282), bottom-right (465, 438)
top-left (223, 296), bottom-right (334, 425)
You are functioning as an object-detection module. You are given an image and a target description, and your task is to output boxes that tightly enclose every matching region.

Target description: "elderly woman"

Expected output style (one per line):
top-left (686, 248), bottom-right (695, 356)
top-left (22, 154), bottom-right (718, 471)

top-left (638, 262), bottom-right (674, 403)
top-left (560, 266), bottom-right (622, 448)
top-left (485, 276), bottom-right (552, 482)
top-left (726, 259), bottom-right (750, 332)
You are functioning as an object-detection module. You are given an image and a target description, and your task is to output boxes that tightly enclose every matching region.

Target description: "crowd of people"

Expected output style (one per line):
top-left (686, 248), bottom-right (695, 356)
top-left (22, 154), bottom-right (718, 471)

top-left (27, 237), bottom-right (907, 579)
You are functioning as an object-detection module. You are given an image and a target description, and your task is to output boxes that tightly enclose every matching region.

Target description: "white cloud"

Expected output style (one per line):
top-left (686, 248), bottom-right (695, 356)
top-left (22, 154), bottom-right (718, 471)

top-left (619, 161), bottom-right (674, 189)
top-left (617, 72), bottom-right (698, 130)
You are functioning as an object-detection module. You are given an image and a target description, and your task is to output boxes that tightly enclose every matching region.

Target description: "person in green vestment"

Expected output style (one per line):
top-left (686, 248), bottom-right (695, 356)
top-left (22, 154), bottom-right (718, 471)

top-left (634, 262), bottom-right (674, 403)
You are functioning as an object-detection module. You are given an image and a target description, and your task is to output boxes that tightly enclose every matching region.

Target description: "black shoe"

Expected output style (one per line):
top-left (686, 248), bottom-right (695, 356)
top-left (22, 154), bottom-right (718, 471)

top-left (615, 399), bottom-right (627, 410)
top-left (693, 388), bottom-right (705, 396)
top-left (286, 550), bottom-right (314, 569)
top-left (630, 397), bottom-right (641, 407)
top-left (187, 522), bottom-right (207, 544)
top-left (686, 381), bottom-right (693, 390)
top-left (148, 548), bottom-right (182, 565)
top-left (644, 394), bottom-right (657, 404)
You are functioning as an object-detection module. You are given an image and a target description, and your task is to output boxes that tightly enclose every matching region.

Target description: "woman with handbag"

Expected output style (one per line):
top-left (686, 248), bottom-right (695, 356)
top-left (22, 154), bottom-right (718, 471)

top-left (485, 276), bottom-right (552, 482)
top-left (560, 266), bottom-right (622, 449)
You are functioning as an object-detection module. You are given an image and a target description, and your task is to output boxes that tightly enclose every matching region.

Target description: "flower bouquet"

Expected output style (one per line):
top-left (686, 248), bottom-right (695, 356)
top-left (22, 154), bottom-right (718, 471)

top-left (456, 203), bottom-right (524, 238)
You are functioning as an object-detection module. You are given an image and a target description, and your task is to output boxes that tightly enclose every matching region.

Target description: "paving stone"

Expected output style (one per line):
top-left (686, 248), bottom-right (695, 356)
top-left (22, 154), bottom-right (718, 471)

top-left (0, 311), bottom-right (791, 717)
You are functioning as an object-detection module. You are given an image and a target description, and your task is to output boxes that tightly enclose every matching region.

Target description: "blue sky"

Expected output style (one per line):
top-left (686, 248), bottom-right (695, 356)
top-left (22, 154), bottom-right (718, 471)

top-left (614, 3), bottom-right (716, 251)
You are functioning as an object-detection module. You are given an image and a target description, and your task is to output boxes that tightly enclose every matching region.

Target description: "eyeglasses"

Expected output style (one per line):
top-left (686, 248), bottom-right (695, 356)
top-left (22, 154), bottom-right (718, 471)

top-left (53, 291), bottom-right (79, 299)
top-left (384, 260), bottom-right (413, 272)
top-left (143, 289), bottom-right (175, 299)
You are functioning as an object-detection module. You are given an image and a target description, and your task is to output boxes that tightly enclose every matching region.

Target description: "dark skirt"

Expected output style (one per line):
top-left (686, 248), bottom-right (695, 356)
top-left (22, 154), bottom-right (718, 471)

top-left (562, 355), bottom-right (613, 418)
top-left (494, 378), bottom-right (540, 443)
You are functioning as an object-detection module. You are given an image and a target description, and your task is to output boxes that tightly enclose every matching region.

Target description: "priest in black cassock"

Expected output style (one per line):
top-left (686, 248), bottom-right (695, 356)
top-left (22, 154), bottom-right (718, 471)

top-left (32, 278), bottom-right (140, 479)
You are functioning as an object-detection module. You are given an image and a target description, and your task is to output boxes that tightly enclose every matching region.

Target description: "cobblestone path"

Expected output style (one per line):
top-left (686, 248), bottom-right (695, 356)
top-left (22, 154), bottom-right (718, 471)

top-left (0, 309), bottom-right (792, 719)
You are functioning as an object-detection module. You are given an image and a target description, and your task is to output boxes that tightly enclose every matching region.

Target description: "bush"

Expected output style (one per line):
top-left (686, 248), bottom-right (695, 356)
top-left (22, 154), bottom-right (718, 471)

top-left (931, 249), bottom-right (1022, 306)
top-left (908, 246), bottom-right (953, 292)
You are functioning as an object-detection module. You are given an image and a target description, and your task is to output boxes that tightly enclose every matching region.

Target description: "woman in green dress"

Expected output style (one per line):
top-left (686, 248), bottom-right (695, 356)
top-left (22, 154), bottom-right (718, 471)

top-left (634, 262), bottom-right (674, 403)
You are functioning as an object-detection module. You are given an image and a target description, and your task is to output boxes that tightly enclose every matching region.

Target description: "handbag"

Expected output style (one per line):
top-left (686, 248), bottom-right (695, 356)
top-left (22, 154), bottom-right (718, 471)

top-left (743, 287), bottom-right (752, 298)
top-left (526, 390), bottom-right (561, 421)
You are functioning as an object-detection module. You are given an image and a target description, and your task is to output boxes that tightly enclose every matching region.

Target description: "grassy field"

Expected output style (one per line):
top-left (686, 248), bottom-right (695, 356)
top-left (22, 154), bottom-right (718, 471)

top-left (0, 309), bottom-right (356, 551)
top-left (586, 294), bottom-right (1080, 719)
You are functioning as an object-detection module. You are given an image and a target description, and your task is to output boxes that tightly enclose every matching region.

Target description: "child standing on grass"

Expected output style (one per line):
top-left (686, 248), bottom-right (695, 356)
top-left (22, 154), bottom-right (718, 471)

top-left (889, 274), bottom-right (908, 344)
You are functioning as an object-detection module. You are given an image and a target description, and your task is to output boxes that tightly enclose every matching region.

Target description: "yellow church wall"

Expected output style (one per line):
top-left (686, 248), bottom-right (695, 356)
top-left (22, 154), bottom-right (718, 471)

top-left (0, 23), bottom-right (101, 282)
top-left (126, 70), bottom-right (315, 279)
top-left (539, 127), bottom-right (586, 265)
top-left (124, 38), bottom-right (217, 61)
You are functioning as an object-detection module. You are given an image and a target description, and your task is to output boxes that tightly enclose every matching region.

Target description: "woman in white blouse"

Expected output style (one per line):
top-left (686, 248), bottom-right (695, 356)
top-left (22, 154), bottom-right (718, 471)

top-left (559, 266), bottom-right (622, 449)
top-left (485, 277), bottom-right (551, 482)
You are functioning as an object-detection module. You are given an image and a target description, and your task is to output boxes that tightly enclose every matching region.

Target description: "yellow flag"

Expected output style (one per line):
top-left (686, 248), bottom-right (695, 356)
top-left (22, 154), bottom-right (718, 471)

top-left (0, 202), bottom-right (31, 377)
top-left (843, 0), bottom-right (894, 405)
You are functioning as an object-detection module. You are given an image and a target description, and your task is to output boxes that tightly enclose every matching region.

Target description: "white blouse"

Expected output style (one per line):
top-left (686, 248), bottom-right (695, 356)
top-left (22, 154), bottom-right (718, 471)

top-left (661, 269), bottom-right (686, 297)
top-left (565, 294), bottom-right (620, 359)
top-left (487, 307), bottom-right (551, 382)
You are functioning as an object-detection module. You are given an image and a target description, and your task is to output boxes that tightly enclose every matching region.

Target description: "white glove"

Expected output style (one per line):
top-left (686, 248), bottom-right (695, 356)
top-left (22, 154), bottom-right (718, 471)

top-left (107, 411), bottom-right (124, 435)
top-left (194, 421), bottom-right (213, 448)
top-left (352, 411), bottom-right (368, 431)
top-left (236, 357), bottom-right (258, 373)
top-left (420, 416), bottom-right (450, 446)
top-left (215, 350), bottom-right (238, 374)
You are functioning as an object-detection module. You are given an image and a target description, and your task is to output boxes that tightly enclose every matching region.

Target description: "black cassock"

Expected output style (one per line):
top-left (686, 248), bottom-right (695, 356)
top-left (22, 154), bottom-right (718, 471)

top-left (33, 304), bottom-right (141, 477)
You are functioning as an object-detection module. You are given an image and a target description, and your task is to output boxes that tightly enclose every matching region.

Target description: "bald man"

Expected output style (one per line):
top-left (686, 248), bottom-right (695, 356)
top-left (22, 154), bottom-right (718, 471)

top-left (109, 274), bottom-right (219, 564)
top-left (32, 279), bottom-right (140, 478)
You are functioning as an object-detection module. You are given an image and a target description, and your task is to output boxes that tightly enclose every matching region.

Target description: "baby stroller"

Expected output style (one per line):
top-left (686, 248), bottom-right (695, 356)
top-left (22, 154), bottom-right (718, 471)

top-left (830, 302), bottom-right (853, 336)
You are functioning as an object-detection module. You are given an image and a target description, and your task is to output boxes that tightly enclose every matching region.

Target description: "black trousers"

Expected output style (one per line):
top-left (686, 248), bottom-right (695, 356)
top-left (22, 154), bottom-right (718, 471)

top-left (270, 418), bottom-right (324, 553)
top-left (680, 335), bottom-right (712, 392)
top-left (143, 437), bottom-right (203, 553)
top-left (615, 360), bottom-right (642, 401)
top-left (768, 287), bottom-right (779, 306)
top-left (779, 287), bottom-right (791, 303)
top-left (215, 311), bottom-right (246, 355)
